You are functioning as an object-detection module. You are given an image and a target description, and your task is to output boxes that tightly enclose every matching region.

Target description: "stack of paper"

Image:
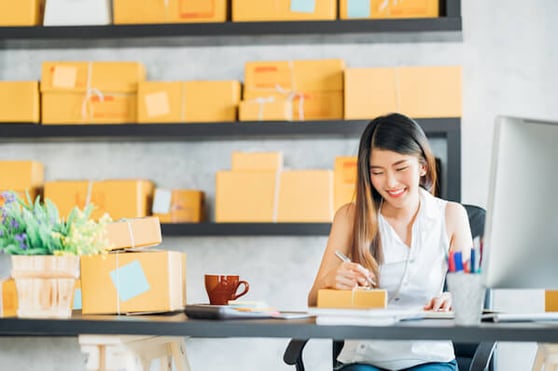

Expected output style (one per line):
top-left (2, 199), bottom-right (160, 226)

top-left (309, 308), bottom-right (423, 326)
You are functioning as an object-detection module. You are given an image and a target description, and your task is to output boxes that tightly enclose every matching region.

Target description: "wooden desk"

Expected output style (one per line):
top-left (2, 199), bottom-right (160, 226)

top-left (1, 312), bottom-right (558, 343)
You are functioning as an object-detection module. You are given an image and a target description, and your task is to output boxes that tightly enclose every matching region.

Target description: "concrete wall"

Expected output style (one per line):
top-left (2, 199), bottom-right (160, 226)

top-left (1, 0), bottom-right (558, 369)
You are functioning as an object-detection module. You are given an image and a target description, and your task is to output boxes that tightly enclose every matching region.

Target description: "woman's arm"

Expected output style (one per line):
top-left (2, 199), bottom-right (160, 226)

top-left (307, 204), bottom-right (376, 306)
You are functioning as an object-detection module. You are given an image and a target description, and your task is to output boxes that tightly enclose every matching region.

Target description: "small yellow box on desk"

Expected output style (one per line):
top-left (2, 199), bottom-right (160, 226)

top-left (105, 216), bottom-right (162, 251)
top-left (340, 0), bottom-right (438, 19)
top-left (152, 189), bottom-right (206, 223)
top-left (114, 0), bottom-right (227, 24)
top-left (80, 250), bottom-right (186, 314)
top-left (44, 179), bottom-right (154, 221)
top-left (317, 288), bottom-right (387, 309)
top-left (0, 82), bottom-right (40, 123)
top-left (0, 0), bottom-right (43, 26)
top-left (232, 0), bottom-right (336, 21)
top-left (137, 80), bottom-right (241, 123)
top-left (0, 160), bottom-right (44, 190)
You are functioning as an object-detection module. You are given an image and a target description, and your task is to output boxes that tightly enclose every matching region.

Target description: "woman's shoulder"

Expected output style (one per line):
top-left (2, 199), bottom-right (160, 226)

top-left (335, 202), bottom-right (356, 219)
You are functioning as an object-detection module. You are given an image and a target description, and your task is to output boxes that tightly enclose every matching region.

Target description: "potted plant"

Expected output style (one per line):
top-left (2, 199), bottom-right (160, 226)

top-left (0, 191), bottom-right (111, 318)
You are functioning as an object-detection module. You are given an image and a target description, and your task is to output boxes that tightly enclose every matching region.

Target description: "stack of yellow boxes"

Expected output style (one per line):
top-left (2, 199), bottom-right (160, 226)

top-left (137, 80), bottom-right (241, 123)
top-left (40, 61), bottom-right (146, 124)
top-left (113, 0), bottom-right (227, 24)
top-left (0, 161), bottom-right (43, 204)
top-left (345, 66), bottom-right (462, 119)
top-left (240, 59), bottom-right (344, 121)
top-left (339, 0), bottom-right (439, 19)
top-left (232, 0), bottom-right (336, 21)
top-left (152, 188), bottom-right (206, 223)
top-left (0, 0), bottom-right (44, 26)
top-left (215, 151), bottom-right (334, 222)
top-left (0, 82), bottom-right (40, 123)
top-left (43, 179), bottom-right (155, 220)
top-left (80, 216), bottom-right (187, 314)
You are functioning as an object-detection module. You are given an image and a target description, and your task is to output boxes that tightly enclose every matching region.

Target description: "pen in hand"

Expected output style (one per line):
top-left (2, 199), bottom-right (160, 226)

top-left (334, 250), bottom-right (377, 287)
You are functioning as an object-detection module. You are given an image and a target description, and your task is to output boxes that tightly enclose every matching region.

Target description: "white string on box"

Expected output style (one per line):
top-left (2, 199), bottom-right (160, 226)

top-left (81, 62), bottom-right (105, 123)
top-left (85, 180), bottom-right (94, 207)
top-left (254, 96), bottom-right (275, 121)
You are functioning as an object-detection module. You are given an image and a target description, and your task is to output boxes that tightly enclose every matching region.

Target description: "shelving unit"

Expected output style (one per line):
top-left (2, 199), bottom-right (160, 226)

top-left (161, 222), bottom-right (331, 236)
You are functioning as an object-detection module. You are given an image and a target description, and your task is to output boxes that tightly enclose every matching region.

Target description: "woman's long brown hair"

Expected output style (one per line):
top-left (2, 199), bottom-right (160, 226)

top-left (350, 113), bottom-right (438, 286)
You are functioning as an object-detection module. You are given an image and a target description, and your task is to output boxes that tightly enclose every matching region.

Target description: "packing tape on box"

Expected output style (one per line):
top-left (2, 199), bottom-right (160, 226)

top-left (81, 62), bottom-right (104, 122)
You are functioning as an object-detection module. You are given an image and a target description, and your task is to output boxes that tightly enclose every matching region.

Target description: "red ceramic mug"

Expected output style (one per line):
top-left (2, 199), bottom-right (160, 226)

top-left (204, 274), bottom-right (250, 305)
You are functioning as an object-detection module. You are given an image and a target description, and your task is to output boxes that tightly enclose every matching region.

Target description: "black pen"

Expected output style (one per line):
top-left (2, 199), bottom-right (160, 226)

top-left (335, 250), bottom-right (377, 287)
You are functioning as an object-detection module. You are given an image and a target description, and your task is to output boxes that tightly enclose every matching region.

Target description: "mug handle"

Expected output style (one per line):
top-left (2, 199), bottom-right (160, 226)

top-left (232, 280), bottom-right (250, 300)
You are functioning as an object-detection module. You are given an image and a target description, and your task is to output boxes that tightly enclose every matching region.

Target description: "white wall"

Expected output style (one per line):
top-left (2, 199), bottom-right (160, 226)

top-left (1, 0), bottom-right (557, 370)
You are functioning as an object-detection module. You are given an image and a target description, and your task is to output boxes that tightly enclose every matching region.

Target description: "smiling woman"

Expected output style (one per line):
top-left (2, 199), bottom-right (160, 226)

top-left (307, 113), bottom-right (472, 371)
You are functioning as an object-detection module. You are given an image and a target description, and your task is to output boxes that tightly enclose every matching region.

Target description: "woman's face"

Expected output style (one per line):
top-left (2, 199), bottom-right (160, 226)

top-left (369, 149), bottom-right (426, 209)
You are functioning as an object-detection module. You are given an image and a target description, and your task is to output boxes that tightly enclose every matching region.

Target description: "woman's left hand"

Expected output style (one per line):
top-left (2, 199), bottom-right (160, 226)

top-left (423, 292), bottom-right (452, 311)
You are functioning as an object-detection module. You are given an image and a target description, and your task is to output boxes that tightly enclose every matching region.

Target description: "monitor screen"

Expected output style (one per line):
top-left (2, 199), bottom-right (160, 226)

top-left (482, 116), bottom-right (558, 289)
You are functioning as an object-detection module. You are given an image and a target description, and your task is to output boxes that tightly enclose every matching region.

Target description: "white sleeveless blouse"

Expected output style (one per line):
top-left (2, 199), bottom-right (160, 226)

top-left (337, 189), bottom-right (455, 370)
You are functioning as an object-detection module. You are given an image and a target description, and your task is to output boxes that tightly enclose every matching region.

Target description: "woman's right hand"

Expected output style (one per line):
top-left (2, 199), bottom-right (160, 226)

top-left (331, 262), bottom-right (376, 289)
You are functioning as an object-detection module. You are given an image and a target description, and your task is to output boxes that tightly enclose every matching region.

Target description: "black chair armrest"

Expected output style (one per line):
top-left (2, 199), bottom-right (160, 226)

top-left (284, 339), bottom-right (309, 371)
top-left (470, 341), bottom-right (497, 371)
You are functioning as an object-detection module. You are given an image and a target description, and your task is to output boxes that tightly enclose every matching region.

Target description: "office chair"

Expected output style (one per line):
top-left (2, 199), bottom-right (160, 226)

top-left (283, 204), bottom-right (496, 371)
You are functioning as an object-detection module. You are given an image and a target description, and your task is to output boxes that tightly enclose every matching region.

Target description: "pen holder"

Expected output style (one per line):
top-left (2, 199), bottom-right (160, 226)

top-left (446, 272), bottom-right (485, 326)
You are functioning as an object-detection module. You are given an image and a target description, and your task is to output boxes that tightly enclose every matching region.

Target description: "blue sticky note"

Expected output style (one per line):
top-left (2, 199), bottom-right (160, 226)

top-left (73, 288), bottom-right (82, 310)
top-left (347, 0), bottom-right (370, 18)
top-left (110, 260), bottom-right (150, 302)
top-left (290, 0), bottom-right (315, 13)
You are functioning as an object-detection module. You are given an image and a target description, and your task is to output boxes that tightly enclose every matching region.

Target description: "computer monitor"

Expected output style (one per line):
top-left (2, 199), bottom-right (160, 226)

top-left (482, 116), bottom-right (558, 289)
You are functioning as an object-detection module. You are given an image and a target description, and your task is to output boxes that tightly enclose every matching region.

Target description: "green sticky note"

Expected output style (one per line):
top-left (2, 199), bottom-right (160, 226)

top-left (110, 260), bottom-right (150, 302)
top-left (348, 0), bottom-right (370, 18)
top-left (291, 0), bottom-right (315, 13)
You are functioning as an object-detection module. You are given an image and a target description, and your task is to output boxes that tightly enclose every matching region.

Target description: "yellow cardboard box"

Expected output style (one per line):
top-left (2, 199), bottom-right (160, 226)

top-left (152, 189), bottom-right (205, 223)
top-left (233, 0), bottom-right (336, 21)
top-left (215, 170), bottom-right (278, 222)
top-left (41, 61), bottom-right (144, 124)
top-left (291, 90), bottom-right (343, 120)
top-left (231, 151), bottom-right (283, 171)
top-left (340, 0), bottom-right (438, 19)
top-left (0, 161), bottom-right (44, 190)
top-left (0, 0), bottom-right (43, 26)
top-left (114, 0), bottom-right (227, 24)
top-left (44, 179), bottom-right (154, 220)
top-left (334, 156), bottom-right (357, 212)
top-left (398, 66), bottom-right (462, 118)
top-left (244, 59), bottom-right (344, 97)
top-left (0, 81), bottom-right (40, 123)
top-left (317, 288), bottom-right (387, 309)
top-left (344, 68), bottom-right (398, 119)
top-left (80, 250), bottom-right (187, 314)
top-left (137, 80), bottom-right (241, 123)
top-left (106, 216), bottom-right (162, 251)
top-left (546, 291), bottom-right (558, 312)
top-left (0, 278), bottom-right (18, 318)
top-left (277, 170), bottom-right (333, 222)
top-left (239, 98), bottom-right (293, 121)
top-left (41, 91), bottom-right (137, 124)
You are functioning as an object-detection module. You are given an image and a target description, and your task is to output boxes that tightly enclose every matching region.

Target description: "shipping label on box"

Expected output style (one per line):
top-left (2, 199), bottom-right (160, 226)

top-left (80, 250), bottom-right (187, 314)
top-left (0, 161), bottom-right (44, 190)
top-left (277, 170), bottom-right (333, 222)
top-left (0, 81), bottom-right (40, 123)
top-left (105, 216), bottom-right (162, 251)
top-left (317, 288), bottom-right (387, 309)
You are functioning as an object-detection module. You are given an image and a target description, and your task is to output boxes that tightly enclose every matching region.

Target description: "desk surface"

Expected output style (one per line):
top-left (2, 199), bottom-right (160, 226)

top-left (1, 312), bottom-right (558, 343)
